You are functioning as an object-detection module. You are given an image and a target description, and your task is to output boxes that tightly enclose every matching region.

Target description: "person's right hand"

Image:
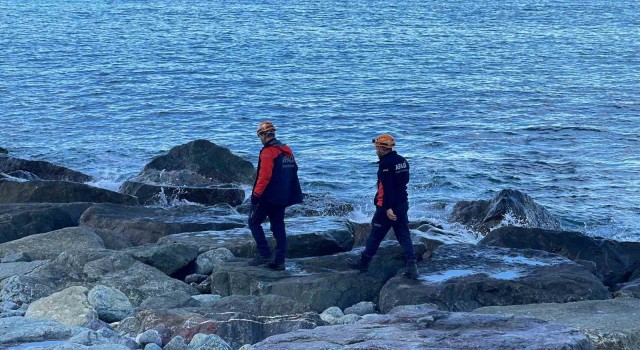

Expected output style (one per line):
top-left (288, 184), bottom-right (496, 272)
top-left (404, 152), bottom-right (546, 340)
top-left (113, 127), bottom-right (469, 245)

top-left (386, 208), bottom-right (397, 221)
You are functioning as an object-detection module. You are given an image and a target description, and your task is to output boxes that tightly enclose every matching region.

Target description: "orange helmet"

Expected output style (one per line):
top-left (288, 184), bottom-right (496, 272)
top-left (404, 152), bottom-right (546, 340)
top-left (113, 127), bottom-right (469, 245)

top-left (372, 134), bottom-right (395, 149)
top-left (257, 121), bottom-right (276, 135)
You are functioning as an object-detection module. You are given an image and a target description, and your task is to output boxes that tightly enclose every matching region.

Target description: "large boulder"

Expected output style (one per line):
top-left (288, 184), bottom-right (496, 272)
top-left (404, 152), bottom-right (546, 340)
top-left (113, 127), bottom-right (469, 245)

top-left (134, 307), bottom-right (322, 349)
top-left (11, 249), bottom-right (197, 306)
top-left (0, 181), bottom-right (138, 205)
top-left (122, 243), bottom-right (199, 276)
top-left (0, 275), bottom-right (57, 304)
top-left (141, 140), bottom-right (255, 185)
top-left (25, 286), bottom-right (98, 327)
top-left (475, 298), bottom-right (640, 350)
top-left (449, 189), bottom-right (561, 234)
top-left (0, 202), bottom-right (92, 244)
top-left (0, 227), bottom-right (106, 261)
top-left (79, 203), bottom-right (245, 246)
top-left (120, 181), bottom-right (245, 206)
top-left (0, 147), bottom-right (7, 154)
top-left (0, 156), bottom-right (92, 182)
top-left (249, 303), bottom-right (593, 349)
top-left (378, 244), bottom-right (610, 313)
top-left (0, 316), bottom-right (73, 346)
top-left (0, 260), bottom-right (48, 282)
top-left (160, 216), bottom-right (353, 258)
top-left (209, 242), bottom-right (427, 312)
top-left (88, 285), bottom-right (134, 323)
top-left (480, 227), bottom-right (640, 287)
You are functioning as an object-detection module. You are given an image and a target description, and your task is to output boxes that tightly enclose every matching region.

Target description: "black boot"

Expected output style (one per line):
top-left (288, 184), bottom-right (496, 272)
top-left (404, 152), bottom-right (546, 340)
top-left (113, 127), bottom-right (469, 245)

top-left (346, 255), bottom-right (369, 272)
top-left (267, 259), bottom-right (285, 271)
top-left (248, 255), bottom-right (271, 266)
top-left (402, 261), bottom-right (419, 280)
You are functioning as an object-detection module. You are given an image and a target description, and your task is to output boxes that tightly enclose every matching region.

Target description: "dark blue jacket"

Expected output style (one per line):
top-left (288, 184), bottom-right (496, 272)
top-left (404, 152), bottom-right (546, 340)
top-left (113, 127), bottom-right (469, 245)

top-left (374, 151), bottom-right (409, 211)
top-left (253, 139), bottom-right (303, 207)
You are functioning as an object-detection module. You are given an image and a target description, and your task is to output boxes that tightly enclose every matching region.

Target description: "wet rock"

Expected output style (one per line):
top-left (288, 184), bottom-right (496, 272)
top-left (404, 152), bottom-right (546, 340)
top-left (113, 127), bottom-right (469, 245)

top-left (475, 298), bottom-right (640, 350)
top-left (344, 301), bottom-right (376, 316)
top-left (0, 202), bottom-right (92, 244)
top-left (209, 242), bottom-right (427, 312)
top-left (616, 278), bottom-right (640, 298)
top-left (480, 227), bottom-right (640, 288)
top-left (161, 216), bottom-right (353, 259)
top-left (79, 203), bottom-right (245, 246)
top-left (192, 295), bottom-right (222, 304)
top-left (26, 286), bottom-right (98, 327)
top-left (0, 316), bottom-right (73, 345)
top-left (0, 170), bottom-right (41, 181)
top-left (0, 227), bottom-right (105, 261)
top-left (379, 244), bottom-right (610, 313)
top-left (0, 156), bottom-right (92, 182)
top-left (0, 147), bottom-right (7, 154)
top-left (0, 181), bottom-right (138, 205)
top-left (285, 193), bottom-right (354, 217)
top-left (123, 243), bottom-right (198, 276)
top-left (250, 303), bottom-right (593, 350)
top-left (141, 140), bottom-right (255, 185)
top-left (88, 285), bottom-right (134, 323)
top-left (188, 333), bottom-right (231, 350)
top-left (120, 181), bottom-right (245, 206)
top-left (450, 189), bottom-right (561, 234)
top-left (195, 248), bottom-right (234, 275)
top-left (186, 274), bottom-right (209, 284)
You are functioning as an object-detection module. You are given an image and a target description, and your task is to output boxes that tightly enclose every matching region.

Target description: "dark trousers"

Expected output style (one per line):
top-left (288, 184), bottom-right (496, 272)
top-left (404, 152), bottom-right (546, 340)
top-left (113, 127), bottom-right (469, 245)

top-left (248, 203), bottom-right (287, 263)
top-left (362, 201), bottom-right (416, 263)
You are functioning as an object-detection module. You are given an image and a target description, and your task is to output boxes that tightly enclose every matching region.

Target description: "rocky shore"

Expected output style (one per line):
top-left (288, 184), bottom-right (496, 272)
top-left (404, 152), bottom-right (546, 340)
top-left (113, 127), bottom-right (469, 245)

top-left (1, 140), bottom-right (639, 350)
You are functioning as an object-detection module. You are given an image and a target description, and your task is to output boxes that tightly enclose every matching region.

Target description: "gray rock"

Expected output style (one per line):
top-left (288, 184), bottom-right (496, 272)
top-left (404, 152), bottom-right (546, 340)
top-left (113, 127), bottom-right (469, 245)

top-left (185, 274), bottom-right (208, 284)
top-left (336, 314), bottom-right (360, 324)
top-left (1, 301), bottom-right (19, 311)
top-left (120, 181), bottom-right (245, 206)
top-left (344, 301), bottom-right (376, 316)
top-left (616, 278), bottom-right (640, 298)
top-left (0, 180), bottom-right (138, 205)
top-left (191, 294), bottom-right (222, 304)
top-left (88, 285), bottom-right (134, 323)
top-left (0, 309), bottom-right (24, 317)
top-left (480, 226), bottom-right (640, 288)
top-left (0, 275), bottom-right (56, 304)
top-left (250, 304), bottom-right (593, 350)
top-left (0, 260), bottom-right (48, 281)
top-left (144, 343), bottom-right (163, 350)
top-left (111, 316), bottom-right (140, 338)
top-left (123, 243), bottom-right (198, 276)
top-left (0, 226), bottom-right (105, 261)
top-left (320, 306), bottom-right (344, 324)
top-left (202, 295), bottom-right (310, 316)
top-left (195, 248), bottom-right (235, 275)
top-left (162, 216), bottom-right (353, 259)
top-left (0, 156), bottom-right (92, 182)
top-left (1, 252), bottom-right (32, 263)
top-left (164, 335), bottom-right (188, 350)
top-left (188, 333), bottom-right (232, 350)
top-left (0, 316), bottom-right (73, 345)
top-left (450, 189), bottom-right (561, 234)
top-left (0, 169), bottom-right (41, 181)
top-left (379, 244), bottom-right (610, 313)
top-left (238, 345), bottom-right (250, 350)
top-left (475, 298), bottom-right (640, 350)
top-left (79, 203), bottom-right (245, 246)
top-left (136, 329), bottom-right (162, 347)
top-left (209, 242), bottom-right (427, 312)
top-left (0, 202), bottom-right (92, 244)
top-left (26, 286), bottom-right (98, 327)
top-left (140, 290), bottom-right (200, 310)
top-left (140, 139), bottom-right (255, 185)
top-left (69, 328), bottom-right (138, 349)
top-left (0, 147), bottom-right (7, 154)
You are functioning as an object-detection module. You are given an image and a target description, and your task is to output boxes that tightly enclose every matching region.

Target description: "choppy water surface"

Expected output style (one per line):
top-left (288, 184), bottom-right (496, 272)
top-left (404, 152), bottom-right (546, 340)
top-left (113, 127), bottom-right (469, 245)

top-left (1, 0), bottom-right (638, 239)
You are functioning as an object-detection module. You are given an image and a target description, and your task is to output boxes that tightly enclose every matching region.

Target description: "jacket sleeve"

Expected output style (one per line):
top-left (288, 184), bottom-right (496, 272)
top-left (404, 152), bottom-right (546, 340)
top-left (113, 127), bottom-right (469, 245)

top-left (253, 147), bottom-right (277, 197)
top-left (379, 165), bottom-right (396, 211)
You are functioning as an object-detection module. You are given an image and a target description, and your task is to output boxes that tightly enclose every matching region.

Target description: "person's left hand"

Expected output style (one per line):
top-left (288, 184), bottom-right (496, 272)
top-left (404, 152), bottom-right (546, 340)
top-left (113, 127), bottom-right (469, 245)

top-left (251, 194), bottom-right (261, 205)
top-left (386, 208), bottom-right (397, 221)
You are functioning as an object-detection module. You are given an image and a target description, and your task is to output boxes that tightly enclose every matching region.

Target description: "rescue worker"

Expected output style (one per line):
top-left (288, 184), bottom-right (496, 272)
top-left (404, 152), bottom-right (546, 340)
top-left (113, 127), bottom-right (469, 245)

top-left (346, 134), bottom-right (419, 279)
top-left (248, 121), bottom-right (303, 270)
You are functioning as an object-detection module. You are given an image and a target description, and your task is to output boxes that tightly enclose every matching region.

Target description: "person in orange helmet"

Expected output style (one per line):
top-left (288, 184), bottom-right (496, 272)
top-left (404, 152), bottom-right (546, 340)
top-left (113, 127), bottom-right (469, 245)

top-left (248, 121), bottom-right (303, 270)
top-left (346, 134), bottom-right (419, 279)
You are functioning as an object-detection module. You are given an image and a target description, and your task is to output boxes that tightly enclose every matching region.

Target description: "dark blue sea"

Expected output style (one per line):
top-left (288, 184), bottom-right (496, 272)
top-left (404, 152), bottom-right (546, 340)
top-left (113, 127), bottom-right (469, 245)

top-left (1, 0), bottom-right (638, 240)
